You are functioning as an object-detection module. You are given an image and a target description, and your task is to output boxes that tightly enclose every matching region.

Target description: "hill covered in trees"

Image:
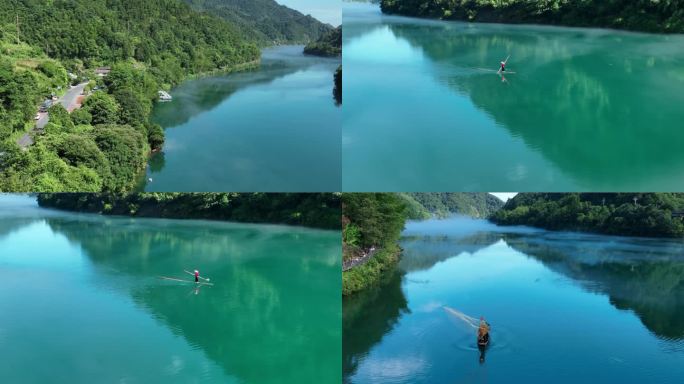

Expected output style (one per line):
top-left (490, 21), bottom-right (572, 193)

top-left (0, 0), bottom-right (259, 79)
top-left (399, 193), bottom-right (503, 220)
top-left (184, 0), bottom-right (333, 45)
top-left (491, 193), bottom-right (684, 237)
top-left (343, 193), bottom-right (408, 295)
top-left (37, 193), bottom-right (341, 229)
top-left (381, 0), bottom-right (684, 33)
top-left (304, 26), bottom-right (341, 57)
top-left (0, 0), bottom-right (265, 192)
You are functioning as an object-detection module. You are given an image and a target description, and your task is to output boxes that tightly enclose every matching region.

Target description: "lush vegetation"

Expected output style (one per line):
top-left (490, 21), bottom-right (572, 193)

top-left (184, 0), bottom-right (333, 45)
top-left (491, 193), bottom-right (684, 237)
top-left (37, 193), bottom-right (341, 229)
top-left (343, 193), bottom-right (408, 295)
top-left (381, 0), bottom-right (684, 33)
top-left (0, 0), bottom-right (266, 192)
top-left (0, 0), bottom-right (259, 78)
top-left (304, 26), bottom-right (342, 57)
top-left (399, 193), bottom-right (504, 220)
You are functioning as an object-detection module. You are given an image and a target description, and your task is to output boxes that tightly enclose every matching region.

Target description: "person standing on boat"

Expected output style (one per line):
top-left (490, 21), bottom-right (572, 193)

top-left (478, 316), bottom-right (490, 345)
top-left (194, 270), bottom-right (200, 283)
top-left (500, 61), bottom-right (506, 73)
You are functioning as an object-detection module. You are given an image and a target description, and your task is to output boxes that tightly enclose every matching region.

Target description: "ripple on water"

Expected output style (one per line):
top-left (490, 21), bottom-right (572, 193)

top-left (452, 324), bottom-right (516, 353)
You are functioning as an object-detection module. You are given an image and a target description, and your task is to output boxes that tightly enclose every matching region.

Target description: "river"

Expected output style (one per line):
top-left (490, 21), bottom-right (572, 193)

top-left (342, 2), bottom-right (684, 191)
top-left (343, 217), bottom-right (684, 384)
top-left (142, 45), bottom-right (341, 192)
top-left (0, 195), bottom-right (341, 383)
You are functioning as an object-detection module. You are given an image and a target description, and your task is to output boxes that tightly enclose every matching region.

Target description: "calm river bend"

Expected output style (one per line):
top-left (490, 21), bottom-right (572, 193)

top-left (343, 216), bottom-right (684, 384)
top-left (144, 45), bottom-right (341, 192)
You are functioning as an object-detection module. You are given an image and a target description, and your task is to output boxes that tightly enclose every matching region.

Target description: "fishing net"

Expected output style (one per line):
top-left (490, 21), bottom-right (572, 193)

top-left (443, 306), bottom-right (481, 330)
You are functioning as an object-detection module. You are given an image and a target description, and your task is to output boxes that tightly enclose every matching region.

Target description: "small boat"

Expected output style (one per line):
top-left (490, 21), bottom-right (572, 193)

top-left (159, 276), bottom-right (213, 286)
top-left (478, 333), bottom-right (490, 347)
top-left (158, 90), bottom-right (173, 101)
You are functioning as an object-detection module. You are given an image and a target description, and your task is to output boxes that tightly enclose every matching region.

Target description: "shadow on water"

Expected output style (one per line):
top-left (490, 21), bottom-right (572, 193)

top-left (343, 267), bottom-right (409, 383)
top-left (37, 216), bottom-right (341, 384)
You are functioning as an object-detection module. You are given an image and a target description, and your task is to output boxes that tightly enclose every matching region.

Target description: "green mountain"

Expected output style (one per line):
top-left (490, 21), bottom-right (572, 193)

top-left (399, 193), bottom-right (504, 220)
top-left (304, 26), bottom-right (341, 57)
top-left (0, 0), bottom-right (261, 192)
top-left (491, 193), bottom-right (684, 237)
top-left (184, 0), bottom-right (333, 45)
top-left (381, 0), bottom-right (684, 33)
top-left (0, 0), bottom-right (258, 78)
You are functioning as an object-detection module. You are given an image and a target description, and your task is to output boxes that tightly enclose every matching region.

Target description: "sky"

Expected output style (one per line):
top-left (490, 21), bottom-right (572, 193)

top-left (490, 193), bottom-right (518, 202)
top-left (277, 0), bottom-right (341, 26)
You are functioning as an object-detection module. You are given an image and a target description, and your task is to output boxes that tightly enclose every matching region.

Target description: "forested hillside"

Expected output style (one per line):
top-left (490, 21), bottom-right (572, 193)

top-left (37, 192), bottom-right (341, 229)
top-left (381, 0), bottom-right (684, 33)
top-left (491, 193), bottom-right (684, 237)
top-left (0, 0), bottom-right (259, 79)
top-left (342, 193), bottom-right (408, 295)
top-left (304, 26), bottom-right (341, 57)
top-left (0, 0), bottom-right (261, 192)
top-left (399, 192), bottom-right (503, 220)
top-left (184, 0), bottom-right (333, 45)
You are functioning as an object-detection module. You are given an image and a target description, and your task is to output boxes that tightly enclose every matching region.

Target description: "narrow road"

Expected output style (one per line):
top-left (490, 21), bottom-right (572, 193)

top-left (17, 82), bottom-right (89, 149)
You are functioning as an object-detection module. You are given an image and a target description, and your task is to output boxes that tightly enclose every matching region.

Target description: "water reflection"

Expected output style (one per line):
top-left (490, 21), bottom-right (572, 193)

top-left (343, 2), bottom-right (684, 191)
top-left (1, 201), bottom-right (340, 384)
top-left (343, 218), bottom-right (684, 382)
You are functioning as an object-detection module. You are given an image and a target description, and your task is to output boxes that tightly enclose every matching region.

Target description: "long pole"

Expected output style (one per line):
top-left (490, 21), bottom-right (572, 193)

top-left (184, 270), bottom-right (211, 281)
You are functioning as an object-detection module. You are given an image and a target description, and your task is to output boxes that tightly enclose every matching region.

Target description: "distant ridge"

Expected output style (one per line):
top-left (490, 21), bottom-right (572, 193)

top-left (184, 0), bottom-right (334, 44)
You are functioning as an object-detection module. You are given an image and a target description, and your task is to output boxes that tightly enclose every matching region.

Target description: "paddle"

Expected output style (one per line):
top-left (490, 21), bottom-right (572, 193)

top-left (184, 270), bottom-right (211, 282)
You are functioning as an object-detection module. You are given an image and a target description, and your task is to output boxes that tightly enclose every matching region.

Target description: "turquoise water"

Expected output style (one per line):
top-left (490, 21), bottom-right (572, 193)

top-left (0, 195), bottom-right (341, 383)
top-left (342, 2), bottom-right (684, 191)
top-left (343, 217), bottom-right (684, 383)
top-left (144, 46), bottom-right (341, 192)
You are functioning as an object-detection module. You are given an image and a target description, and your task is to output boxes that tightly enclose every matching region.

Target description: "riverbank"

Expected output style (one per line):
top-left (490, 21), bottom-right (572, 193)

top-left (343, 244), bottom-right (402, 296)
top-left (185, 59), bottom-right (261, 80)
top-left (343, 216), bottom-right (684, 383)
top-left (491, 193), bottom-right (684, 238)
top-left (380, 0), bottom-right (684, 34)
top-left (142, 45), bottom-right (342, 192)
top-left (36, 193), bottom-right (341, 230)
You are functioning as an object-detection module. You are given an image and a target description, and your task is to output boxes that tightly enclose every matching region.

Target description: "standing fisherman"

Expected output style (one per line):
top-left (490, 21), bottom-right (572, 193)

top-left (499, 55), bottom-right (510, 73)
top-left (194, 269), bottom-right (200, 283)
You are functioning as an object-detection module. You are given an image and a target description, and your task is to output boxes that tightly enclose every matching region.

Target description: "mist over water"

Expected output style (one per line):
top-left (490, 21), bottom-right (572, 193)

top-left (343, 216), bottom-right (684, 384)
top-left (342, 2), bottom-right (684, 192)
top-left (144, 45), bottom-right (341, 192)
top-left (0, 195), bottom-right (341, 384)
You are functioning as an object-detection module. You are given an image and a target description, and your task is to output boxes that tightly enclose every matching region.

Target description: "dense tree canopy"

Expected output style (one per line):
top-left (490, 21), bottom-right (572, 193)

top-left (342, 194), bottom-right (409, 295)
top-left (37, 193), bottom-right (342, 229)
top-left (304, 26), bottom-right (342, 57)
top-left (184, 0), bottom-right (333, 45)
top-left (399, 192), bottom-right (504, 219)
top-left (381, 0), bottom-right (684, 33)
top-left (491, 193), bottom-right (684, 237)
top-left (0, 0), bottom-right (260, 75)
